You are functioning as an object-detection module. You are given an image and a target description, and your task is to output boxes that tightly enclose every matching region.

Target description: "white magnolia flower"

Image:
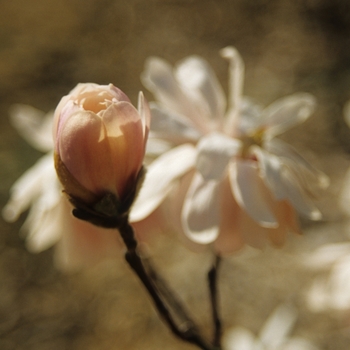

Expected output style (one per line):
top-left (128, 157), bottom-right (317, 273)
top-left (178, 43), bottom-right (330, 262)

top-left (131, 47), bottom-right (328, 253)
top-left (3, 104), bottom-right (123, 271)
top-left (223, 304), bottom-right (319, 350)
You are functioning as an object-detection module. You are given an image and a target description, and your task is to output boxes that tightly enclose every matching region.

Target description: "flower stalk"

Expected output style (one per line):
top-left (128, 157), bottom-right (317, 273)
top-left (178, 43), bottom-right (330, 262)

top-left (118, 217), bottom-right (218, 350)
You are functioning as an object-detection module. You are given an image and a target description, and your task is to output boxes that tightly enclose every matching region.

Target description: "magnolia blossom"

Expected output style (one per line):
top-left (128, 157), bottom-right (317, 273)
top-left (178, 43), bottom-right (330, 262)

top-left (3, 83), bottom-right (151, 270)
top-left (131, 47), bottom-right (328, 253)
top-left (223, 304), bottom-right (319, 350)
top-left (54, 83), bottom-right (150, 210)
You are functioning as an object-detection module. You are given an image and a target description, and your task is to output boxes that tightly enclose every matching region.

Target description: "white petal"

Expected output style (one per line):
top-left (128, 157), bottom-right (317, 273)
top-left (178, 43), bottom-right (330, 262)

top-left (24, 196), bottom-right (63, 253)
top-left (141, 57), bottom-right (207, 132)
top-left (223, 327), bottom-right (256, 350)
top-left (276, 167), bottom-right (322, 220)
top-left (254, 141), bottom-right (323, 220)
top-left (149, 103), bottom-right (201, 143)
top-left (259, 304), bottom-right (297, 349)
top-left (175, 56), bottom-right (226, 123)
top-left (196, 132), bottom-right (241, 180)
top-left (261, 93), bottom-right (316, 137)
top-left (235, 97), bottom-right (264, 136)
top-left (266, 139), bottom-right (329, 193)
top-left (306, 277), bottom-right (332, 312)
top-left (229, 160), bottom-right (278, 227)
top-left (327, 255), bottom-right (350, 310)
top-left (220, 46), bottom-right (245, 136)
top-left (137, 91), bottom-right (151, 142)
top-left (304, 243), bottom-right (350, 270)
top-left (145, 136), bottom-right (173, 156)
top-left (9, 104), bottom-right (54, 152)
top-left (181, 173), bottom-right (221, 244)
top-left (2, 154), bottom-right (56, 222)
top-left (129, 144), bottom-right (196, 222)
top-left (252, 147), bottom-right (286, 200)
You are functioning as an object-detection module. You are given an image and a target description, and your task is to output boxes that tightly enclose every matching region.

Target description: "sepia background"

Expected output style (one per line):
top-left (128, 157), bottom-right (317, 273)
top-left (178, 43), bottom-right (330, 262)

top-left (2, 0), bottom-right (350, 349)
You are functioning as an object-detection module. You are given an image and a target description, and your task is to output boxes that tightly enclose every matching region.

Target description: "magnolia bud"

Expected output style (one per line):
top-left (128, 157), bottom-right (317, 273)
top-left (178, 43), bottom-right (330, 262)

top-left (53, 83), bottom-right (150, 227)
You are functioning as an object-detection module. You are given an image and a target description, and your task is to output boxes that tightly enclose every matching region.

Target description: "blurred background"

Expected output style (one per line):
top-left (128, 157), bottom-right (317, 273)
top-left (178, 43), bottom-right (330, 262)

top-left (2, 0), bottom-right (350, 349)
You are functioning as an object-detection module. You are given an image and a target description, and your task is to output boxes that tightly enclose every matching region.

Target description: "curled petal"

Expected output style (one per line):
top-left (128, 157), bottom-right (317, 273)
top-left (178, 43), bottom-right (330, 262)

top-left (9, 104), bottom-right (54, 152)
top-left (220, 46), bottom-right (245, 136)
top-left (196, 132), bottom-right (241, 181)
top-left (261, 93), bottom-right (316, 138)
top-left (181, 172), bottom-right (221, 244)
top-left (149, 103), bottom-right (202, 144)
top-left (175, 56), bottom-right (226, 123)
top-left (229, 160), bottom-right (278, 227)
top-left (130, 144), bottom-right (197, 222)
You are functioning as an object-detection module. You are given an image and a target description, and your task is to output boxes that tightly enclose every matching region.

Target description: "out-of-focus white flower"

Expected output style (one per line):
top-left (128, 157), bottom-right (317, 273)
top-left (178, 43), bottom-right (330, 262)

top-left (304, 101), bottom-right (350, 311)
top-left (223, 304), bottom-right (319, 350)
top-left (304, 242), bottom-right (350, 312)
top-left (131, 47), bottom-right (328, 254)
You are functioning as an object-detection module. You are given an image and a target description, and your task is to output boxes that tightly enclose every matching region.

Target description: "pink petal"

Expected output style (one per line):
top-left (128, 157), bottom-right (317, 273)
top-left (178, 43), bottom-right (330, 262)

top-left (59, 110), bottom-right (114, 195)
top-left (102, 102), bottom-right (144, 197)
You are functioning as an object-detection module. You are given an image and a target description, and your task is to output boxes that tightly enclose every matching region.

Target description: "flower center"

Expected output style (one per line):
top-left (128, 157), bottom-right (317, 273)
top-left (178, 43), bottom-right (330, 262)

top-left (239, 128), bottom-right (264, 159)
top-left (78, 91), bottom-right (115, 114)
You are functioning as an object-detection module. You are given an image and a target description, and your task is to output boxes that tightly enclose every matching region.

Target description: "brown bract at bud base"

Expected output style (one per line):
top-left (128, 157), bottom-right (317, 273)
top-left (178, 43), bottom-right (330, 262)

top-left (55, 152), bottom-right (146, 228)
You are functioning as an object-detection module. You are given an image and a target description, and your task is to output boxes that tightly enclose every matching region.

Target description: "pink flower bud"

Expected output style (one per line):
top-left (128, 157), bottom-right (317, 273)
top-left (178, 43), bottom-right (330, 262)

top-left (53, 83), bottom-right (150, 215)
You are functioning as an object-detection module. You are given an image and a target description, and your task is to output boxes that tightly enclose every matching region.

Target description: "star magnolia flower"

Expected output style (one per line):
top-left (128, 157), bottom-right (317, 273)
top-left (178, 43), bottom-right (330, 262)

top-left (223, 304), bottom-right (319, 350)
top-left (3, 82), bottom-right (151, 270)
top-left (130, 47), bottom-right (328, 253)
top-left (53, 83), bottom-right (150, 217)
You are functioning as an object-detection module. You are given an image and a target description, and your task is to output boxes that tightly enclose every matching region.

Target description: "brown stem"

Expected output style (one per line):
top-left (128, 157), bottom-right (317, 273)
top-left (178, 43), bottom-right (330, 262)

top-left (146, 259), bottom-right (197, 329)
top-left (119, 219), bottom-right (218, 350)
top-left (208, 255), bottom-right (222, 348)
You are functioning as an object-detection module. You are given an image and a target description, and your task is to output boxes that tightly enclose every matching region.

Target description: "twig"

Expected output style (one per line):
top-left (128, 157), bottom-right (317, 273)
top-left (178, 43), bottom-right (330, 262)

top-left (146, 258), bottom-right (197, 328)
top-left (208, 254), bottom-right (222, 348)
top-left (119, 219), bottom-right (218, 350)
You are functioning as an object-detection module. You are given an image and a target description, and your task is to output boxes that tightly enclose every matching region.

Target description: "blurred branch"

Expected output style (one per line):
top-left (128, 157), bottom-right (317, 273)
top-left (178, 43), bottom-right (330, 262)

top-left (119, 219), bottom-right (219, 350)
top-left (208, 254), bottom-right (222, 348)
